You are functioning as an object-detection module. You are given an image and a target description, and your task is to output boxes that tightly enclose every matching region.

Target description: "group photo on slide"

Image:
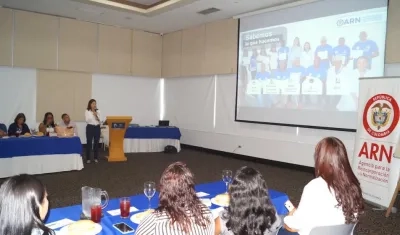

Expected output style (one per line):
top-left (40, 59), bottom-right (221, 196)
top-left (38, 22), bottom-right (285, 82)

top-left (237, 7), bottom-right (386, 113)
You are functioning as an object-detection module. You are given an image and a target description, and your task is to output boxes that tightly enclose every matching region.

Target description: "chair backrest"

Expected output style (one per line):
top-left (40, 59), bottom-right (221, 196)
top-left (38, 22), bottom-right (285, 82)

top-left (309, 223), bottom-right (357, 235)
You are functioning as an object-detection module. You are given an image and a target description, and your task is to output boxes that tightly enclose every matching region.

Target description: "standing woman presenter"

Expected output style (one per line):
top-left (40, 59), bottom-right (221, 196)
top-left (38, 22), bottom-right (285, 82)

top-left (85, 99), bottom-right (102, 164)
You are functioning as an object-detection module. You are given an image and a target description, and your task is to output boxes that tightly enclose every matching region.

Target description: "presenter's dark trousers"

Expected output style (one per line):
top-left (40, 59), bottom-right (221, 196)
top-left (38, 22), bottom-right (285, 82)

top-left (86, 124), bottom-right (101, 160)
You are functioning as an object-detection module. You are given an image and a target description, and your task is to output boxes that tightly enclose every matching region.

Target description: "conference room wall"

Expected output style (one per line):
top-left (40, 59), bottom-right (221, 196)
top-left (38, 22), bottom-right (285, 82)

top-left (164, 1), bottom-right (400, 167)
top-left (0, 9), bottom-right (162, 77)
top-left (0, 8), bottom-right (163, 143)
top-left (68, 74), bottom-right (161, 144)
top-left (162, 18), bottom-right (238, 78)
top-left (0, 66), bottom-right (161, 143)
top-left (36, 70), bottom-right (92, 122)
top-left (0, 67), bottom-right (37, 130)
top-left (164, 76), bottom-right (215, 133)
top-left (167, 64), bottom-right (399, 167)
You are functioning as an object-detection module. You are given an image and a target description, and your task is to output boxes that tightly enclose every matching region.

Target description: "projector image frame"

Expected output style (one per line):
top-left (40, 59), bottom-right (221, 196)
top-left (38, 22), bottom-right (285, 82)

top-left (234, 0), bottom-right (389, 132)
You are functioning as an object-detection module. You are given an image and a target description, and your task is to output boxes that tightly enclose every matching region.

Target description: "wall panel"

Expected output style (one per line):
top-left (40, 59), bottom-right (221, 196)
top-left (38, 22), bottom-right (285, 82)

top-left (131, 30), bottom-right (162, 78)
top-left (36, 70), bottom-right (91, 122)
top-left (162, 31), bottom-right (182, 78)
top-left (204, 19), bottom-right (238, 75)
top-left (59, 18), bottom-right (97, 72)
top-left (98, 25), bottom-right (132, 75)
top-left (14, 11), bottom-right (58, 69)
top-left (181, 25), bottom-right (206, 77)
top-left (0, 8), bottom-right (13, 66)
top-left (385, 0), bottom-right (400, 63)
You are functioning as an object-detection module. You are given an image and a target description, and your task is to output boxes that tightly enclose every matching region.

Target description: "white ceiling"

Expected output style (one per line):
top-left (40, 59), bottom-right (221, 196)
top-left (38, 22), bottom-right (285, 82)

top-left (127, 0), bottom-right (162, 5)
top-left (0, 0), bottom-right (299, 34)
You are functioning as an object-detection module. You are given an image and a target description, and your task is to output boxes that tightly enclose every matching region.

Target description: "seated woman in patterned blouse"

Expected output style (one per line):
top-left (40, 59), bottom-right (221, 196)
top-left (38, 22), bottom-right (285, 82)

top-left (135, 162), bottom-right (214, 235)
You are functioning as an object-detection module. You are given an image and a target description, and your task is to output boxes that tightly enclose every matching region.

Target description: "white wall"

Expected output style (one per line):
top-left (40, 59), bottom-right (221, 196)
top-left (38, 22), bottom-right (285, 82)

top-left (0, 67), bottom-right (37, 128)
top-left (3, 64), bottom-right (400, 166)
top-left (1, 67), bottom-right (161, 144)
top-left (166, 64), bottom-right (400, 167)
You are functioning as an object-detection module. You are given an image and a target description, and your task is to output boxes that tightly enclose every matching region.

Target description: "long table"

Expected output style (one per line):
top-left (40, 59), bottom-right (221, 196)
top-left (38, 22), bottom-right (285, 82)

top-left (46, 181), bottom-right (289, 234)
top-left (123, 126), bottom-right (181, 153)
top-left (0, 136), bottom-right (84, 178)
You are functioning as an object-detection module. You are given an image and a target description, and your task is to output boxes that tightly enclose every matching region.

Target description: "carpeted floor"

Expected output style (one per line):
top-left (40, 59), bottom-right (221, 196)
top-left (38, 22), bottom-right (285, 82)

top-left (1, 147), bottom-right (399, 234)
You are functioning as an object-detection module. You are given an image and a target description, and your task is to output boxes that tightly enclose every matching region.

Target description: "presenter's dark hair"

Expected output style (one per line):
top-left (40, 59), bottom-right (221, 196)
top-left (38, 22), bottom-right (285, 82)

top-left (0, 174), bottom-right (54, 235)
top-left (86, 99), bottom-right (97, 111)
top-left (61, 113), bottom-right (68, 119)
top-left (14, 113), bottom-right (26, 124)
top-left (42, 112), bottom-right (55, 127)
top-left (157, 162), bottom-right (209, 233)
top-left (222, 166), bottom-right (277, 235)
top-left (315, 137), bottom-right (364, 223)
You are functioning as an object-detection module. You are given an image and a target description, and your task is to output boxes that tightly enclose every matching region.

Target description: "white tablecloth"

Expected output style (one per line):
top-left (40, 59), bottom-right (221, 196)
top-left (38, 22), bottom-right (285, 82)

top-left (123, 139), bottom-right (181, 153)
top-left (0, 154), bottom-right (84, 178)
top-left (101, 126), bottom-right (181, 153)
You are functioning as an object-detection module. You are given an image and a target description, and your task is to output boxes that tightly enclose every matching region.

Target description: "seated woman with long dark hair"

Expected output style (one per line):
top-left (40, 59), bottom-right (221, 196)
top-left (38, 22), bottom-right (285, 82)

top-left (0, 174), bottom-right (54, 235)
top-left (279, 137), bottom-right (364, 235)
top-left (215, 166), bottom-right (282, 235)
top-left (136, 162), bottom-right (214, 235)
top-left (8, 113), bottom-right (31, 136)
top-left (38, 112), bottom-right (56, 135)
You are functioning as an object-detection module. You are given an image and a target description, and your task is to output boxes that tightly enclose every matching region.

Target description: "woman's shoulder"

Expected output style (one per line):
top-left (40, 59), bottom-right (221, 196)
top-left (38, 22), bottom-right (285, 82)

top-left (31, 228), bottom-right (44, 235)
top-left (305, 177), bottom-right (327, 190)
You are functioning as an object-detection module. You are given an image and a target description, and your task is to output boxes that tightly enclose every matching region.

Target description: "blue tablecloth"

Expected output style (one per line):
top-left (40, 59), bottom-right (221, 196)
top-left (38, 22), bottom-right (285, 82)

top-left (0, 136), bottom-right (82, 158)
top-left (124, 126), bottom-right (181, 140)
top-left (46, 181), bottom-right (289, 234)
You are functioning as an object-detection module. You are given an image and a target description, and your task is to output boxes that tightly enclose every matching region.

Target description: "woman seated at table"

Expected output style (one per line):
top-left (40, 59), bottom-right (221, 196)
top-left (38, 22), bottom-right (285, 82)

top-left (278, 137), bottom-right (364, 235)
top-left (215, 166), bottom-right (282, 235)
top-left (8, 113), bottom-right (31, 136)
top-left (38, 112), bottom-right (56, 135)
top-left (0, 174), bottom-right (54, 235)
top-left (0, 123), bottom-right (7, 137)
top-left (136, 162), bottom-right (214, 235)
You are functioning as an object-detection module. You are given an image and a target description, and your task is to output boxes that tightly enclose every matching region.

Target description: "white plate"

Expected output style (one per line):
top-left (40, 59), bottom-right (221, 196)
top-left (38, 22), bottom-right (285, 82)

top-left (130, 210), bottom-right (154, 224)
top-left (58, 223), bottom-right (102, 235)
top-left (200, 198), bottom-right (212, 207)
top-left (211, 195), bottom-right (229, 207)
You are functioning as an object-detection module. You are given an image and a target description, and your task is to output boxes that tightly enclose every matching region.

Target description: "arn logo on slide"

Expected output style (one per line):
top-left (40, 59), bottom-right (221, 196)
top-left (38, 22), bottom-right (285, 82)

top-left (336, 17), bottom-right (361, 27)
top-left (337, 14), bottom-right (385, 27)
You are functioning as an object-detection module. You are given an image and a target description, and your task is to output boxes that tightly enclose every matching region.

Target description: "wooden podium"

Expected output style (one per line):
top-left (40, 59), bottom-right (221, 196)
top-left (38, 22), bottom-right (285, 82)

top-left (104, 116), bottom-right (132, 162)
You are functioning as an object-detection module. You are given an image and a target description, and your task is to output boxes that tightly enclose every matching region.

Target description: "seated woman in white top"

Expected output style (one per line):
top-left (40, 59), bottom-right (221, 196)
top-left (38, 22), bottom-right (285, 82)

top-left (0, 174), bottom-right (54, 235)
top-left (278, 137), bottom-right (364, 235)
top-left (215, 166), bottom-right (282, 235)
top-left (136, 162), bottom-right (214, 235)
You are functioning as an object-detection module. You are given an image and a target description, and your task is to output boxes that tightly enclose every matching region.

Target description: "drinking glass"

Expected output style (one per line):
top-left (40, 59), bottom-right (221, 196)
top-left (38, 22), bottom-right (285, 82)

top-left (90, 204), bottom-right (102, 223)
top-left (222, 170), bottom-right (233, 194)
top-left (144, 181), bottom-right (156, 210)
top-left (120, 197), bottom-right (131, 218)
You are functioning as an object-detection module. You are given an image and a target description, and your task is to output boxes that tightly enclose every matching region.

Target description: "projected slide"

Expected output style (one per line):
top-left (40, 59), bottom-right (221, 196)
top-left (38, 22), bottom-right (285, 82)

top-left (236, 0), bottom-right (387, 130)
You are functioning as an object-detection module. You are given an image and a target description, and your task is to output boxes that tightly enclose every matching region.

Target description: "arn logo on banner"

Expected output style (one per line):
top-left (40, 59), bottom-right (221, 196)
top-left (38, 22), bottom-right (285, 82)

top-left (362, 94), bottom-right (400, 138)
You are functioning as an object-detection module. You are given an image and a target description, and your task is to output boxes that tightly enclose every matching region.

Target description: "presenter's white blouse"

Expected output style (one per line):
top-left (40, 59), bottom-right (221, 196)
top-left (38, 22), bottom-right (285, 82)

top-left (85, 110), bottom-right (102, 126)
top-left (284, 177), bottom-right (347, 235)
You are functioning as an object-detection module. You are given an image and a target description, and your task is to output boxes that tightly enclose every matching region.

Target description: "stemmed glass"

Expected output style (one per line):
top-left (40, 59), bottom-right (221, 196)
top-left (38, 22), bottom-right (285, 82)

top-left (144, 181), bottom-right (156, 211)
top-left (222, 170), bottom-right (233, 194)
